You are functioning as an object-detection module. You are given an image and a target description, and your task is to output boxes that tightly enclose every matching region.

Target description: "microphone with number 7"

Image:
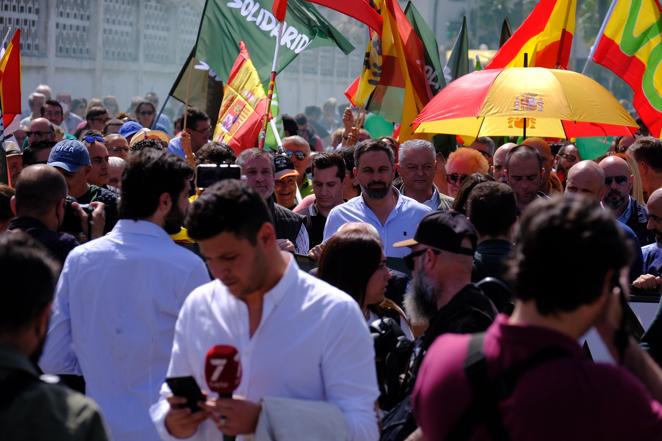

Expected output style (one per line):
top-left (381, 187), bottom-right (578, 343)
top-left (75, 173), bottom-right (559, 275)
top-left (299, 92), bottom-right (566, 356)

top-left (205, 345), bottom-right (242, 441)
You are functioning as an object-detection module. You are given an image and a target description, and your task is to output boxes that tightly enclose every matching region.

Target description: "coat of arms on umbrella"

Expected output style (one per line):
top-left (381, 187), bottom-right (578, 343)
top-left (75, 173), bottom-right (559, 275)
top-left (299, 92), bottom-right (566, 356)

top-left (514, 93), bottom-right (544, 112)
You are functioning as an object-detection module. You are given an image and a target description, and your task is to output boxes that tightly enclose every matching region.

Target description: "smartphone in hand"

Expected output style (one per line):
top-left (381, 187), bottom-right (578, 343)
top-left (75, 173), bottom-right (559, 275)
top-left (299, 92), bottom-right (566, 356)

top-left (166, 376), bottom-right (206, 412)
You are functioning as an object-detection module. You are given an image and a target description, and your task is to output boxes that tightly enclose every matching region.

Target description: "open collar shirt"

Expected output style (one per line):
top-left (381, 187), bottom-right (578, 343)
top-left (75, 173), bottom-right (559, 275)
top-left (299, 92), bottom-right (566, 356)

top-left (323, 188), bottom-right (432, 258)
top-left (150, 256), bottom-right (379, 441)
top-left (39, 219), bottom-right (210, 441)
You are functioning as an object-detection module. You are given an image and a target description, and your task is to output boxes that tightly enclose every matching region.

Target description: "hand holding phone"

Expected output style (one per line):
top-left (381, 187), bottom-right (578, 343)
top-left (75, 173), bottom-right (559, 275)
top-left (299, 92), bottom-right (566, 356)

top-left (166, 376), bottom-right (206, 412)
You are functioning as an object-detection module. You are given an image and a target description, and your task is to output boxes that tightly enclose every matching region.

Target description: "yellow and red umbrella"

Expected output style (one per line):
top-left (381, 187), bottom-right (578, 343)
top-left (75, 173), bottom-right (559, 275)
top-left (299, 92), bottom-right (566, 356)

top-left (413, 67), bottom-right (638, 139)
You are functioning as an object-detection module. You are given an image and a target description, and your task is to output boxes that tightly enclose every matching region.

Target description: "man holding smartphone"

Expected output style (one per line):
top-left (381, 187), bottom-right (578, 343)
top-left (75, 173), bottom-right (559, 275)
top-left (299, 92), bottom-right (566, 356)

top-left (151, 180), bottom-right (378, 441)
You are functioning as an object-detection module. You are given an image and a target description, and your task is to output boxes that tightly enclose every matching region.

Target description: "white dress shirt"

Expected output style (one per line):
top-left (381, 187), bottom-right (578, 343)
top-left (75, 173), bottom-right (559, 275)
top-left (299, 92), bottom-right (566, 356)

top-left (150, 255), bottom-right (379, 441)
top-left (323, 188), bottom-right (432, 258)
top-left (40, 220), bottom-right (210, 441)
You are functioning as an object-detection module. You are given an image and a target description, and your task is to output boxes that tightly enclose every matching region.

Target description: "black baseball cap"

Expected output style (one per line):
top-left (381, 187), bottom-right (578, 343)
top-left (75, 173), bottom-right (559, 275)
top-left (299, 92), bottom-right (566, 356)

top-left (393, 211), bottom-right (477, 255)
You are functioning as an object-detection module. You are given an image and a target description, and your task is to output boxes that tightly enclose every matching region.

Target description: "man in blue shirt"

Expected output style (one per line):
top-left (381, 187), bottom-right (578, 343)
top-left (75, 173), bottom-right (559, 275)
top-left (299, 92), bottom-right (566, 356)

top-left (324, 139), bottom-right (431, 258)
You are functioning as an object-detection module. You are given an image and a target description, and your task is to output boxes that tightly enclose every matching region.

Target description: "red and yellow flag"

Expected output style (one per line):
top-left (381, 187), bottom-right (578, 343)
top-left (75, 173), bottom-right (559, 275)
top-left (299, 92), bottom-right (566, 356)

top-left (213, 42), bottom-right (268, 155)
top-left (486, 0), bottom-right (576, 69)
top-left (344, 0), bottom-right (431, 142)
top-left (0, 29), bottom-right (22, 128)
top-left (593, 0), bottom-right (662, 137)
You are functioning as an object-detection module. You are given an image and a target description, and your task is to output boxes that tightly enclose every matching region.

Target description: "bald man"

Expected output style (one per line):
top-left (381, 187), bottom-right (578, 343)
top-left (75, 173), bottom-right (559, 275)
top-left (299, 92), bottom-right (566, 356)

top-left (492, 143), bottom-right (515, 182)
top-left (27, 117), bottom-right (55, 146)
top-left (564, 160), bottom-right (643, 281)
top-left (7, 165), bottom-right (80, 264)
top-left (600, 156), bottom-right (654, 245)
top-left (564, 160), bottom-right (606, 198)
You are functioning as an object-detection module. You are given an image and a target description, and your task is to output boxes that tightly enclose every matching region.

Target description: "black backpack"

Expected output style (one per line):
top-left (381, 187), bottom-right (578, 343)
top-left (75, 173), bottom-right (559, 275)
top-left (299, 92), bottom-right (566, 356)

top-left (380, 333), bottom-right (571, 441)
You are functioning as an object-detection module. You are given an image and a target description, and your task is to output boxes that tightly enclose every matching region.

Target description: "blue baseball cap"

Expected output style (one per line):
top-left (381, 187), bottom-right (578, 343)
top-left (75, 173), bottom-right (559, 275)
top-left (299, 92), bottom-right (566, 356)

top-left (48, 139), bottom-right (91, 173)
top-left (119, 121), bottom-right (143, 139)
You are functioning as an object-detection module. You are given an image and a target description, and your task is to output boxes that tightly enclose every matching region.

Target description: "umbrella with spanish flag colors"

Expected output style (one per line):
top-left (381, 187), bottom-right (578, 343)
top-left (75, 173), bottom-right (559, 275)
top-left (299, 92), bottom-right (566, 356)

top-left (412, 67), bottom-right (639, 139)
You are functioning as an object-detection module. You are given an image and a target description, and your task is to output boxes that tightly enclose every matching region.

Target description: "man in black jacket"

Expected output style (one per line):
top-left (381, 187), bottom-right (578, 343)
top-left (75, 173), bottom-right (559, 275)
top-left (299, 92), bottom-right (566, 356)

top-left (467, 182), bottom-right (517, 284)
top-left (8, 165), bottom-right (104, 264)
top-left (381, 211), bottom-right (497, 441)
top-left (236, 148), bottom-right (309, 254)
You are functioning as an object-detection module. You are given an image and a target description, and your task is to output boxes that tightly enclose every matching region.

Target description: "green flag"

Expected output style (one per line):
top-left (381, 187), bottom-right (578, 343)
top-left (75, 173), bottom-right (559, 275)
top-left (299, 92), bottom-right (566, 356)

top-left (444, 16), bottom-right (469, 83)
top-left (404, 1), bottom-right (446, 96)
top-left (170, 0), bottom-right (354, 109)
top-left (575, 137), bottom-right (616, 160)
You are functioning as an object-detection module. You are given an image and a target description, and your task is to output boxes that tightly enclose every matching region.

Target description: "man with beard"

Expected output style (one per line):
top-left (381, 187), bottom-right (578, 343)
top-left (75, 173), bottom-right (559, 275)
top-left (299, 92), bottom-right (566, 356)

top-left (40, 150), bottom-right (210, 441)
top-left (324, 139), bottom-right (431, 258)
top-left (0, 233), bottom-right (110, 441)
top-left (381, 211), bottom-right (496, 441)
top-left (151, 180), bottom-right (379, 441)
top-left (600, 156), bottom-right (653, 245)
top-left (505, 145), bottom-right (546, 213)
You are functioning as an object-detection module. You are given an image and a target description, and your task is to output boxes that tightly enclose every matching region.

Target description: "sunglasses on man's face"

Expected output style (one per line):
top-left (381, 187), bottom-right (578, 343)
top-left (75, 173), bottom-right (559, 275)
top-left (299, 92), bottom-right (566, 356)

top-left (446, 173), bottom-right (469, 185)
top-left (285, 150), bottom-right (306, 161)
top-left (403, 248), bottom-right (441, 271)
top-left (27, 130), bottom-right (52, 137)
top-left (83, 135), bottom-right (105, 144)
top-left (605, 175), bottom-right (629, 186)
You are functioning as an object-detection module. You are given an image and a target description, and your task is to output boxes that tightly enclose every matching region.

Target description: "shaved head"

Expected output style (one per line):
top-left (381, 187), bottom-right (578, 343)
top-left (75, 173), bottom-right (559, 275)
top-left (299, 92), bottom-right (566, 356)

top-left (565, 160), bottom-right (606, 200)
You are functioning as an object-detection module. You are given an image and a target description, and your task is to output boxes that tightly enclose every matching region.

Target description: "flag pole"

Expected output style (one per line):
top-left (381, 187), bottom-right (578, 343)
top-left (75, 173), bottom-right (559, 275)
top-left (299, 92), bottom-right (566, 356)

top-left (581, 0), bottom-right (617, 74)
top-left (258, 22), bottom-right (283, 151)
top-left (0, 27), bottom-right (12, 52)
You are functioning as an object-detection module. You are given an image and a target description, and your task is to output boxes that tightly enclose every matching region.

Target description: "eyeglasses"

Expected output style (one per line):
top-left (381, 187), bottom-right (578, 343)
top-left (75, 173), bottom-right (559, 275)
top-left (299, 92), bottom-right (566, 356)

top-left (83, 135), bottom-right (105, 144)
top-left (27, 130), bottom-right (53, 137)
top-left (191, 126), bottom-right (211, 135)
top-left (446, 173), bottom-right (469, 185)
top-left (403, 248), bottom-right (441, 271)
top-left (286, 150), bottom-right (306, 161)
top-left (559, 153), bottom-right (577, 162)
top-left (110, 146), bottom-right (129, 153)
top-left (605, 175), bottom-right (629, 185)
top-left (138, 111), bottom-right (154, 116)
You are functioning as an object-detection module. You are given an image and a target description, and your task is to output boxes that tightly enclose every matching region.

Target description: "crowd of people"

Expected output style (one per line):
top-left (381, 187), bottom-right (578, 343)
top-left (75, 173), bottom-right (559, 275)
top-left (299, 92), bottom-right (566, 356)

top-left (2, 82), bottom-right (662, 441)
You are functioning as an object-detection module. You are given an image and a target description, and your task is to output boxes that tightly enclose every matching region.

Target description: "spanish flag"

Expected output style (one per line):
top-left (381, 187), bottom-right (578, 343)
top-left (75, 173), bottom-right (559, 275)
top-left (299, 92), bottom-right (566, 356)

top-left (593, 0), bottom-right (662, 137)
top-left (486, 0), bottom-right (576, 69)
top-left (0, 29), bottom-right (21, 129)
top-left (212, 42), bottom-right (268, 154)
top-left (345, 0), bottom-right (431, 142)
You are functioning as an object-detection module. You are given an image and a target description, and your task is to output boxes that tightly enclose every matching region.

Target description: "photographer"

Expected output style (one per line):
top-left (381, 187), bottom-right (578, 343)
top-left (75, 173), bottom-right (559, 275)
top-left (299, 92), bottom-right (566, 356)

top-left (8, 164), bottom-right (104, 264)
top-left (47, 139), bottom-right (118, 235)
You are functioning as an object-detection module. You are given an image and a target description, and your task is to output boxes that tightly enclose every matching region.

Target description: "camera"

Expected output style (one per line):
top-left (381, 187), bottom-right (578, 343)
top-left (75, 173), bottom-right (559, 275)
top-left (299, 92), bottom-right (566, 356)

top-left (61, 197), bottom-right (94, 235)
top-left (195, 164), bottom-right (241, 190)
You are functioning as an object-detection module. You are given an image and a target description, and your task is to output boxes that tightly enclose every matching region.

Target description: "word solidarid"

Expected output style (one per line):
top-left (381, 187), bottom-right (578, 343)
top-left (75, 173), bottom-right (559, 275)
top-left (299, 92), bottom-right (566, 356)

top-left (227, 0), bottom-right (312, 54)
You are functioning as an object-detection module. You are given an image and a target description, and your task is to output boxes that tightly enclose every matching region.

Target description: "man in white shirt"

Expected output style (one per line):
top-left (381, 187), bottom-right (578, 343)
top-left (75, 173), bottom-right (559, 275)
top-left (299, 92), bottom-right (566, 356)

top-left (151, 180), bottom-right (379, 441)
top-left (324, 139), bottom-right (432, 258)
top-left (40, 150), bottom-right (211, 441)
